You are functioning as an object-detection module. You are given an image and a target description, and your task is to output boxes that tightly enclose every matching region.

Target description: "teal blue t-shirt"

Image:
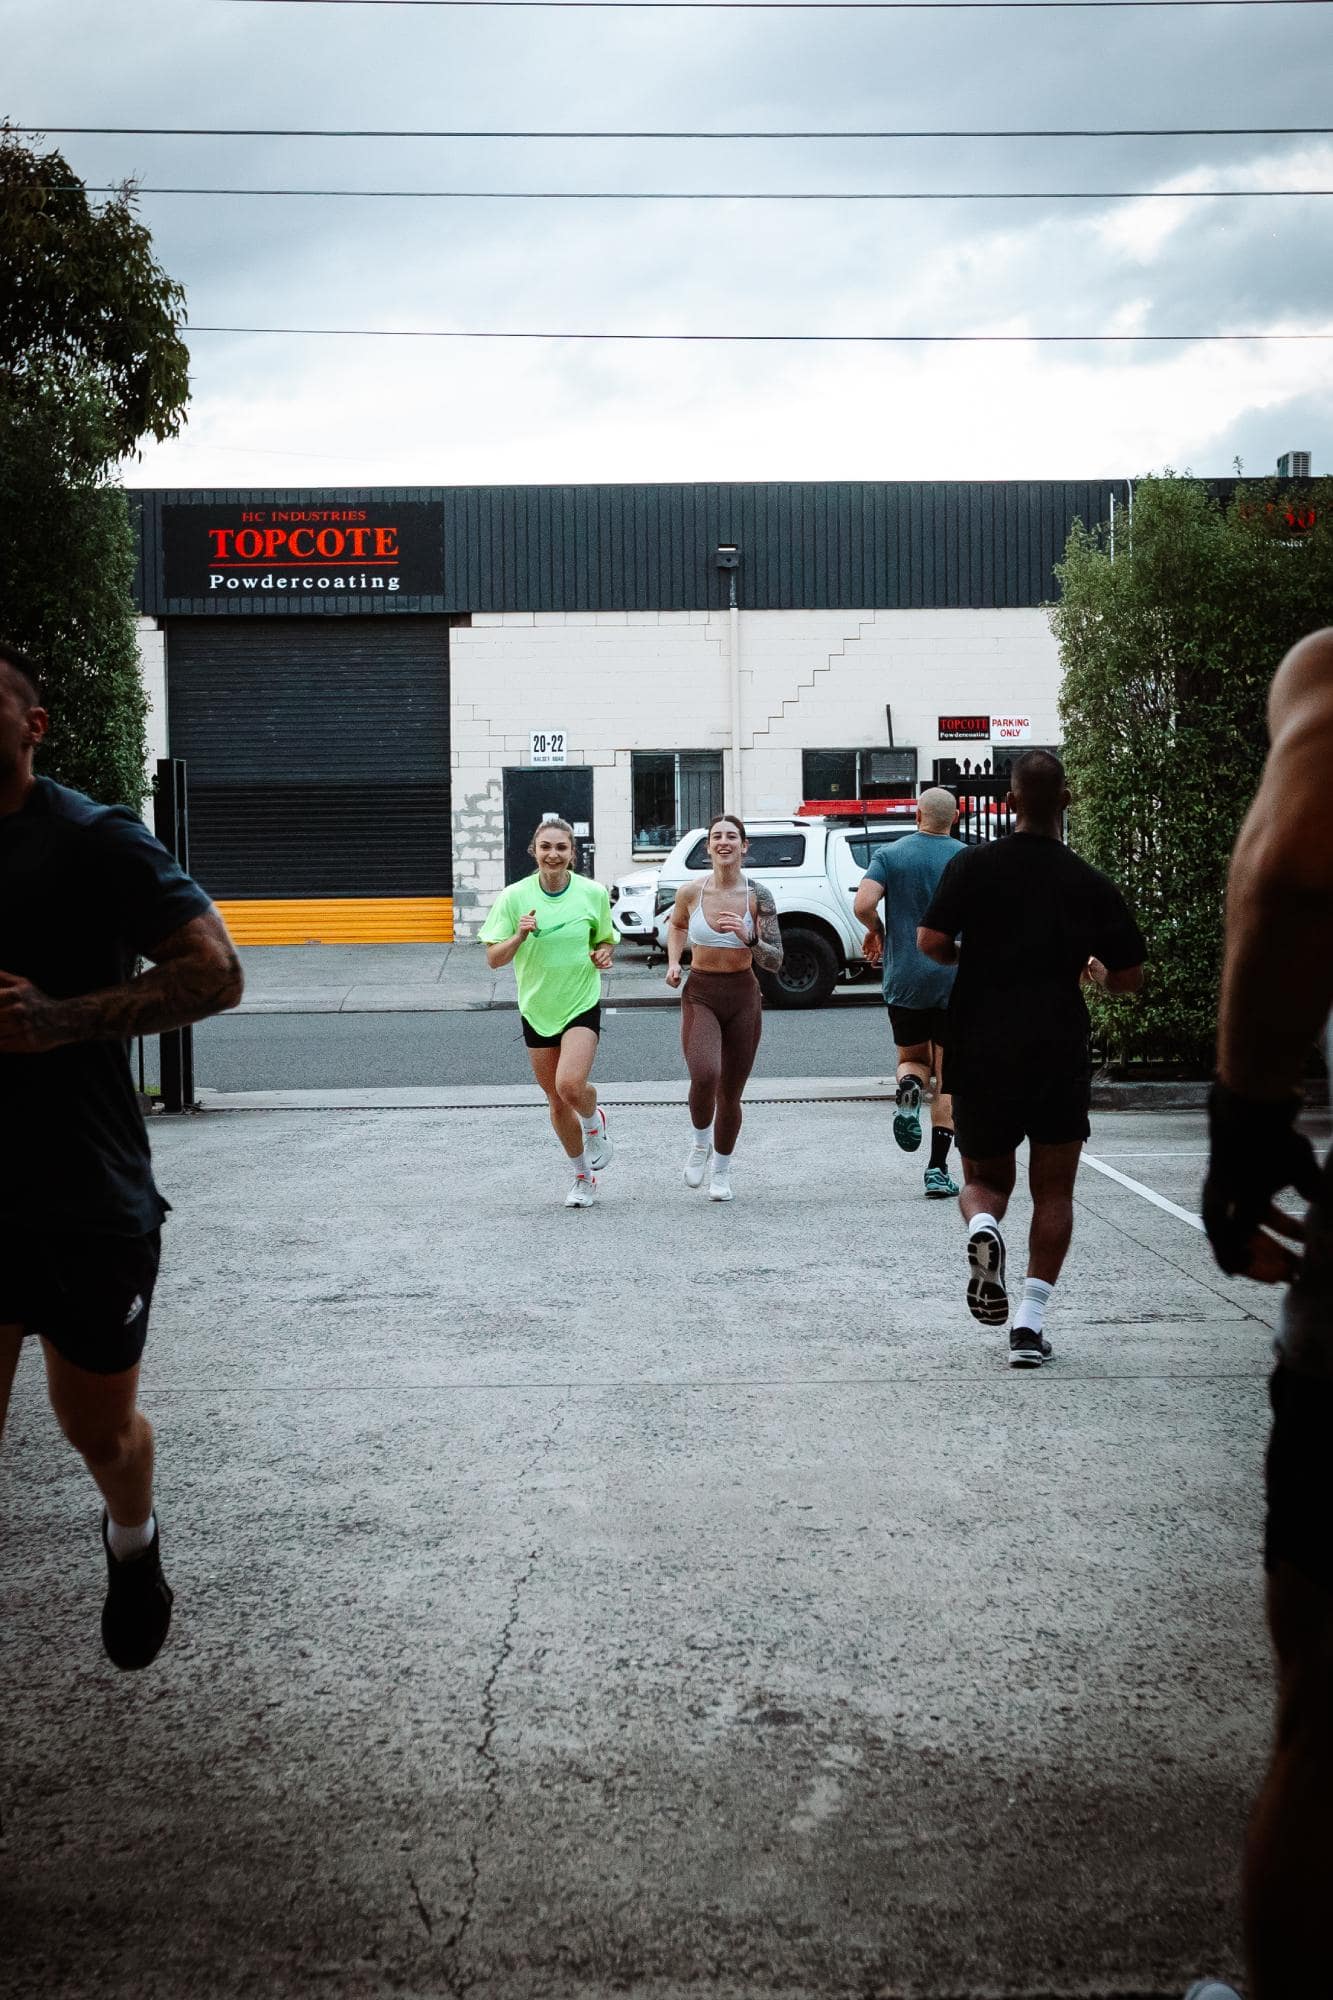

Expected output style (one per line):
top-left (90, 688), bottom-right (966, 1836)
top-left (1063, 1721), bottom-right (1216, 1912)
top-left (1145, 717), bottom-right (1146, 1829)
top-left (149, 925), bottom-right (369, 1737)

top-left (864, 831), bottom-right (965, 1009)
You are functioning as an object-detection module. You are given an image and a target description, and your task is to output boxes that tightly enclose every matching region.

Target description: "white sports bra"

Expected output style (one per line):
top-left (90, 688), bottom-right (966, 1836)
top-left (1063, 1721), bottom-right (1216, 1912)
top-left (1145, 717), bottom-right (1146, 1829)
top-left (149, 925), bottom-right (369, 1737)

top-left (688, 874), bottom-right (756, 949)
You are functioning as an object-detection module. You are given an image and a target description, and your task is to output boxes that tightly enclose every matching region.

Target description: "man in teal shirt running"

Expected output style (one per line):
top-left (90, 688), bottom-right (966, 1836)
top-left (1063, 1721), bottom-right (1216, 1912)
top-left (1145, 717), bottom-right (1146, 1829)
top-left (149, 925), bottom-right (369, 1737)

top-left (853, 788), bottom-right (965, 1197)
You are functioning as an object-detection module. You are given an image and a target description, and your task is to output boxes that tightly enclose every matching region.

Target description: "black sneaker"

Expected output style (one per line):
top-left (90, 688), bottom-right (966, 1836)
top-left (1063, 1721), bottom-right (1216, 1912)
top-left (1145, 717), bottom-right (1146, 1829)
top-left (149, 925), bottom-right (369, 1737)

top-left (1009, 1327), bottom-right (1053, 1369)
top-left (101, 1513), bottom-right (174, 1670)
top-left (966, 1225), bottom-right (1008, 1325)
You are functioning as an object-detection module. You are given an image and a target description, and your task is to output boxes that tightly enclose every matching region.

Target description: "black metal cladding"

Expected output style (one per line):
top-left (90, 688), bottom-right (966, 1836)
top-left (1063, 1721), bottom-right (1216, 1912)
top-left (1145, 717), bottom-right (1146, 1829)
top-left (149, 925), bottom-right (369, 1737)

top-left (133, 482), bottom-right (1127, 616)
top-left (164, 618), bottom-right (451, 900)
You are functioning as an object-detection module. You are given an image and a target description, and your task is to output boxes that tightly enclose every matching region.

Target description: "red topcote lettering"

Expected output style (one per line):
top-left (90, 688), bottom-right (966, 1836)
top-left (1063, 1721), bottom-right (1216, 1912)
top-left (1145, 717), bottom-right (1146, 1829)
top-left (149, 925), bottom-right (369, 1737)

top-left (206, 522), bottom-right (401, 563)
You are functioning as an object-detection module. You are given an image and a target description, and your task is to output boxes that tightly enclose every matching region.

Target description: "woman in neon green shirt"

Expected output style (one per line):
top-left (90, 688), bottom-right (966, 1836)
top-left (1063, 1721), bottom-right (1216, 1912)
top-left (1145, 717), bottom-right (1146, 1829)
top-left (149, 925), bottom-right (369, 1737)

top-left (480, 819), bottom-right (616, 1208)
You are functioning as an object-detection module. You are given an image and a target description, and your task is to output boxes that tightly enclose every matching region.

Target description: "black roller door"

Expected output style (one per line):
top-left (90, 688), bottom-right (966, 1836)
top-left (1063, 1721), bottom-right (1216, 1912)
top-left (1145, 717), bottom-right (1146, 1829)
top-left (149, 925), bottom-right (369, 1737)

top-left (165, 617), bottom-right (451, 901)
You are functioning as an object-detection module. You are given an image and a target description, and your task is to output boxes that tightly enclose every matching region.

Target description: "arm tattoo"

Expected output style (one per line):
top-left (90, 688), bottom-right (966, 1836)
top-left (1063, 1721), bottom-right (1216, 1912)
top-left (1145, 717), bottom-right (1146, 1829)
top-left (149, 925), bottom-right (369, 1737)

top-left (48, 922), bottom-right (244, 1044)
top-left (750, 883), bottom-right (784, 973)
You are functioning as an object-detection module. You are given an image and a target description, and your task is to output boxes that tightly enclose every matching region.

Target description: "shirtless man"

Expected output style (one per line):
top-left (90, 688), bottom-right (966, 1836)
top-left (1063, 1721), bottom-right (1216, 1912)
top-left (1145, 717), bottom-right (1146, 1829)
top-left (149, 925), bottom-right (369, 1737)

top-left (0, 644), bottom-right (244, 1669)
top-left (1196, 627), bottom-right (1333, 2000)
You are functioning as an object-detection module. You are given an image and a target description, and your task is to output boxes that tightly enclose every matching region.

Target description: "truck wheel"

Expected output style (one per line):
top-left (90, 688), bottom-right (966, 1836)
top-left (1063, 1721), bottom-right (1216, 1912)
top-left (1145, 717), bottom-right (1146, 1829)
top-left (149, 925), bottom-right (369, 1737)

top-left (761, 927), bottom-right (840, 1009)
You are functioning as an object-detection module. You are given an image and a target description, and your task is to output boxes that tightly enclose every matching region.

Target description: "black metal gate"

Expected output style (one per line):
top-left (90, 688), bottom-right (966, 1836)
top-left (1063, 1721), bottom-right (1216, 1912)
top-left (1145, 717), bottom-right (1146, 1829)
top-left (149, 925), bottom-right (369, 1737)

top-left (924, 765), bottom-right (1016, 844)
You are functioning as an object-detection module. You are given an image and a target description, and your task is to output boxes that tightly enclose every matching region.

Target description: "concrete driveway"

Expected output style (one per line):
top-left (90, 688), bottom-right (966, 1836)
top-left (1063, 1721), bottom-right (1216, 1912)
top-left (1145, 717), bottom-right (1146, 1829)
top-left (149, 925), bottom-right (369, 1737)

top-left (1, 1099), bottom-right (1303, 2000)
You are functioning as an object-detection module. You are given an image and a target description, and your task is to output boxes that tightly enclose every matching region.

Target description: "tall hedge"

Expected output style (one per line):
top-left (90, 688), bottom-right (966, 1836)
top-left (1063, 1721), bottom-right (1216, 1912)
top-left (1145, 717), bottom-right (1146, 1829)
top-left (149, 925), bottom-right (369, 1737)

top-left (0, 379), bottom-right (149, 812)
top-left (1052, 473), bottom-right (1333, 1070)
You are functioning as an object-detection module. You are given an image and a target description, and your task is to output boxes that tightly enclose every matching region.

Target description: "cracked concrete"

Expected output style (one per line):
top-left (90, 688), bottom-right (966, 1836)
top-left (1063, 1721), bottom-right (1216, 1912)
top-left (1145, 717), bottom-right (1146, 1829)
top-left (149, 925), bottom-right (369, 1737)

top-left (1, 1100), bottom-right (1311, 1999)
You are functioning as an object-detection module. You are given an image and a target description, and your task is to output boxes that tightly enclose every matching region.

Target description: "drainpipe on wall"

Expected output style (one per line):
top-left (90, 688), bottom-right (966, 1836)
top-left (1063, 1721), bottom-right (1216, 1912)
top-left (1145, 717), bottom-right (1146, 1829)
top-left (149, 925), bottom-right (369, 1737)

top-left (716, 543), bottom-right (742, 812)
top-left (728, 578), bottom-right (743, 813)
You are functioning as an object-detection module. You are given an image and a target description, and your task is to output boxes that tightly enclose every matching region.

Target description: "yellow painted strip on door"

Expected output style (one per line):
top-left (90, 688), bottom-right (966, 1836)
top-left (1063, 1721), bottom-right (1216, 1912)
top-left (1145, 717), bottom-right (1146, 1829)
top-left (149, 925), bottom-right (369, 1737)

top-left (215, 898), bottom-right (454, 945)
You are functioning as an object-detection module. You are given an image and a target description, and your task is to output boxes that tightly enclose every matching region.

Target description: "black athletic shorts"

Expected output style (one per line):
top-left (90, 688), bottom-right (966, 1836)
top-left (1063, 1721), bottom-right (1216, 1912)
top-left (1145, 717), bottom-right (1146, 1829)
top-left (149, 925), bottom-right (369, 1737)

top-left (521, 1003), bottom-right (602, 1050)
top-left (0, 1229), bottom-right (162, 1375)
top-left (1264, 1365), bottom-right (1333, 1595)
top-left (888, 1003), bottom-right (949, 1050)
top-left (948, 1066), bottom-right (1092, 1159)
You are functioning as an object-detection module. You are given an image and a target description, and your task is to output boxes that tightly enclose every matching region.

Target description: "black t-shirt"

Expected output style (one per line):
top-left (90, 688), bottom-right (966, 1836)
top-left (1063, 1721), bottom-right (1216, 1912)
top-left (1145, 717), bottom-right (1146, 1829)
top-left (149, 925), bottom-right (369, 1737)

top-left (1, 777), bottom-right (213, 1235)
top-left (921, 831), bottom-right (1146, 1076)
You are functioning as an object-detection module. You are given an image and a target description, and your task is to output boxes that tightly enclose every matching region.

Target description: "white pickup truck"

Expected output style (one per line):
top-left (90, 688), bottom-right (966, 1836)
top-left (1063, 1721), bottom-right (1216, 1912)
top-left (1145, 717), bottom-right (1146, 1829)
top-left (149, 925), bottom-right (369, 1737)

top-left (652, 812), bottom-right (918, 1007)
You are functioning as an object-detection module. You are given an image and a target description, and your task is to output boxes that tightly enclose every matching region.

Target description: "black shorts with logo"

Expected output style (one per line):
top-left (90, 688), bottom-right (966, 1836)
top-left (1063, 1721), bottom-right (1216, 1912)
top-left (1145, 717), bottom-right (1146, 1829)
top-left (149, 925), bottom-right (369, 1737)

top-left (0, 1229), bottom-right (162, 1375)
top-left (888, 1003), bottom-right (949, 1051)
top-left (521, 1003), bottom-right (602, 1050)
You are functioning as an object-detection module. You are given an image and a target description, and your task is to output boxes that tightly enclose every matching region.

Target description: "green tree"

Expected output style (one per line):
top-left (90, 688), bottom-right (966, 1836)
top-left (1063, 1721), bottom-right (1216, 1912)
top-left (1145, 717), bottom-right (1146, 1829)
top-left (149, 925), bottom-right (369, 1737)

top-left (1, 124), bottom-right (189, 457)
top-left (0, 127), bottom-right (189, 811)
top-left (0, 380), bottom-right (150, 810)
top-left (1052, 473), bottom-right (1333, 1069)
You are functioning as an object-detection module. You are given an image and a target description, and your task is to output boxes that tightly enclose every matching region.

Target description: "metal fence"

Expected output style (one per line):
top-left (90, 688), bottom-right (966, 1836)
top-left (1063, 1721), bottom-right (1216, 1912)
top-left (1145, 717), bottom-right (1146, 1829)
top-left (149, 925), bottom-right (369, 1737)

top-left (925, 767), bottom-right (1017, 844)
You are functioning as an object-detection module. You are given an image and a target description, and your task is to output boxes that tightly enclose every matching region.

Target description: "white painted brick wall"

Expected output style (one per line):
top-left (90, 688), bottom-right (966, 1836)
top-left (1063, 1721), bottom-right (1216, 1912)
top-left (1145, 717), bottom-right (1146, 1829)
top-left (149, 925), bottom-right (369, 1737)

top-left (451, 607), bottom-right (1061, 933)
top-left (135, 618), bottom-right (168, 781)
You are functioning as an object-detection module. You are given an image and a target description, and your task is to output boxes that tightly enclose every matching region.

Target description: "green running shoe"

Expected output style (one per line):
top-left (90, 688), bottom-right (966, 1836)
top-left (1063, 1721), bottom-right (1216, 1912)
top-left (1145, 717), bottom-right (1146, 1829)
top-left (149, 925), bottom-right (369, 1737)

top-left (923, 1166), bottom-right (959, 1198)
top-left (893, 1076), bottom-right (923, 1152)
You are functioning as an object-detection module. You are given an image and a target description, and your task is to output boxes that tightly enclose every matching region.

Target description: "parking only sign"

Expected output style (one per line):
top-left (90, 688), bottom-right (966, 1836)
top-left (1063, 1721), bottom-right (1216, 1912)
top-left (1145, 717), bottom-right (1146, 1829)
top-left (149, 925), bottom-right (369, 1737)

top-left (529, 730), bottom-right (568, 766)
top-left (990, 714), bottom-right (1032, 744)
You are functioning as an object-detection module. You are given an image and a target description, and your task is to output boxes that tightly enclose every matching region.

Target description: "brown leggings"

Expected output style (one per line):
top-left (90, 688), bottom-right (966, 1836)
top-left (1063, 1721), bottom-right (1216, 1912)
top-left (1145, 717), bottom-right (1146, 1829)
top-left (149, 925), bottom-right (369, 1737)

top-left (681, 967), bottom-right (763, 1155)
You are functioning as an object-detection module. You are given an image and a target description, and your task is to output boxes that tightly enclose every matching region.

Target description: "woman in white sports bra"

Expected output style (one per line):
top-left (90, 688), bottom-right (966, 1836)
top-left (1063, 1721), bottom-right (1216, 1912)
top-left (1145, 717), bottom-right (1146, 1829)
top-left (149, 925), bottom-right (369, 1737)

top-left (665, 813), bottom-right (783, 1200)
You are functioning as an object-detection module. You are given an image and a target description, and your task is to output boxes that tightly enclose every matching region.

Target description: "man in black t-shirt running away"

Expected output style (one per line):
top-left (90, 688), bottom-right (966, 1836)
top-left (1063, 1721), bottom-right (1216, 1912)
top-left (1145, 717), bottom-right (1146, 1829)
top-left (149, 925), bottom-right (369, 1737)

top-left (918, 750), bottom-right (1146, 1368)
top-left (0, 644), bottom-right (244, 1669)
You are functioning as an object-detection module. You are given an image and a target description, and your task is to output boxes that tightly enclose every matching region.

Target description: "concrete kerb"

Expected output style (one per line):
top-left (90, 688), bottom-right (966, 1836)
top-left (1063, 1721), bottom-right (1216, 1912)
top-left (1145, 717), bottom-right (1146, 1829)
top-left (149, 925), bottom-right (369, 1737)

top-left (191, 1078), bottom-right (1236, 1114)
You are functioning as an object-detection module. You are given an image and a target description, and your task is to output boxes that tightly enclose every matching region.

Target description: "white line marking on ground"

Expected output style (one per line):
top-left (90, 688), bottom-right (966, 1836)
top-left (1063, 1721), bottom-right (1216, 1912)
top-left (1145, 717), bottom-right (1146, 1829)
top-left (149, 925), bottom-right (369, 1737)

top-left (1082, 1153), bottom-right (1205, 1232)
top-left (1090, 1150), bottom-right (1210, 1159)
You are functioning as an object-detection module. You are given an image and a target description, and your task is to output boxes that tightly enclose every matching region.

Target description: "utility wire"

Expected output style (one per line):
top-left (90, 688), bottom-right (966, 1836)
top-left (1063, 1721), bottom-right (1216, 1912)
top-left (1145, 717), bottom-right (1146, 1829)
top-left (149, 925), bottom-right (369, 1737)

top-left (214, 0), bottom-right (1333, 11)
top-left (70, 182), bottom-right (1333, 200)
top-left (14, 122), bottom-right (1333, 140)
top-left (182, 324), bottom-right (1333, 341)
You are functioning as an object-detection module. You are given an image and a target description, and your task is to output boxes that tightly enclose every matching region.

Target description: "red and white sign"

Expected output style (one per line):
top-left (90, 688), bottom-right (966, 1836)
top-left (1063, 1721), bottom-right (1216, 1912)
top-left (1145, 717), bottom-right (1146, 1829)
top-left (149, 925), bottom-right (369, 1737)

top-left (990, 714), bottom-right (1032, 743)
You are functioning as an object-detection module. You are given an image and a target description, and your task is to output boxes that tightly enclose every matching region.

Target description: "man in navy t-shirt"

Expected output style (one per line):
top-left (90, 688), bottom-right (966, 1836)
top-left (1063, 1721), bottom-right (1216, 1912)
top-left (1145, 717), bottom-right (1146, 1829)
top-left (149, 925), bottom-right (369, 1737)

top-left (0, 643), bottom-right (244, 1669)
top-left (854, 788), bottom-right (965, 1198)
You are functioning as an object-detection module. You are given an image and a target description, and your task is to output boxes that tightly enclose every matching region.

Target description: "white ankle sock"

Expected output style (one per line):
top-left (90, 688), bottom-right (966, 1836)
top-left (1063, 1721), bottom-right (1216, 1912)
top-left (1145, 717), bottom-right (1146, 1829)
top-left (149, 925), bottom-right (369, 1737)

top-left (968, 1211), bottom-right (1000, 1238)
top-left (107, 1511), bottom-right (155, 1562)
top-left (582, 1110), bottom-right (602, 1136)
top-left (571, 1151), bottom-right (590, 1177)
top-left (1014, 1277), bottom-right (1053, 1333)
top-left (691, 1125), bottom-right (712, 1148)
top-left (711, 1150), bottom-right (733, 1176)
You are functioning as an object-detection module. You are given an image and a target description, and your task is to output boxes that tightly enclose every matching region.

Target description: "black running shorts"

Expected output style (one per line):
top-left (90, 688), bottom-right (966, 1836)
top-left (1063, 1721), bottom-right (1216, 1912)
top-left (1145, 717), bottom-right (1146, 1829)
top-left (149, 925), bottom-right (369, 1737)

top-left (1264, 1365), bottom-right (1333, 1595)
top-left (888, 1003), bottom-right (949, 1050)
top-left (948, 1067), bottom-right (1092, 1160)
top-left (0, 1229), bottom-right (162, 1375)
top-left (521, 1003), bottom-right (602, 1050)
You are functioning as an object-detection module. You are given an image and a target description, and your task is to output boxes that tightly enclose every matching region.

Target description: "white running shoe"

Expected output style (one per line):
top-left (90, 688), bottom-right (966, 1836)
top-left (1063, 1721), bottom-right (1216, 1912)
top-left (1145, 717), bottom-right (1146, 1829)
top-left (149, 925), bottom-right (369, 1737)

top-left (585, 1110), bottom-right (613, 1173)
top-left (708, 1171), bottom-right (734, 1203)
top-left (684, 1143), bottom-right (712, 1189)
top-left (564, 1173), bottom-right (598, 1208)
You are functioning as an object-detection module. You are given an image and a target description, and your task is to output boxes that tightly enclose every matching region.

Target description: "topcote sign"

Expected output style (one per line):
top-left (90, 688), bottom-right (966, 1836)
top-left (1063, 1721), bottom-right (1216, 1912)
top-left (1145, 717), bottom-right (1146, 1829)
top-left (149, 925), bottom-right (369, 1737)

top-left (160, 499), bottom-right (445, 603)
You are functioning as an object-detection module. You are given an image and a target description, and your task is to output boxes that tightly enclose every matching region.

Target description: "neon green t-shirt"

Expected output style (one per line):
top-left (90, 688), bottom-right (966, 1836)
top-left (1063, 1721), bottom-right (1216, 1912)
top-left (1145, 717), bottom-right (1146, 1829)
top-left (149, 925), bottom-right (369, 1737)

top-left (479, 871), bottom-right (614, 1037)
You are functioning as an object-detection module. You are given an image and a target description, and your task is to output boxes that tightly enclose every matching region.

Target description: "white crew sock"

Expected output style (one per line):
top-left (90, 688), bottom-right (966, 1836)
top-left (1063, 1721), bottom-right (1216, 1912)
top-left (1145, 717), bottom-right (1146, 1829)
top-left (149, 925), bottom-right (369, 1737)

top-left (570, 1151), bottom-right (590, 1177)
top-left (582, 1110), bottom-right (603, 1136)
top-left (107, 1511), bottom-right (156, 1562)
top-left (711, 1150), bottom-right (733, 1179)
top-left (1014, 1277), bottom-right (1053, 1334)
top-left (690, 1125), bottom-right (713, 1149)
top-left (968, 1211), bottom-right (1000, 1238)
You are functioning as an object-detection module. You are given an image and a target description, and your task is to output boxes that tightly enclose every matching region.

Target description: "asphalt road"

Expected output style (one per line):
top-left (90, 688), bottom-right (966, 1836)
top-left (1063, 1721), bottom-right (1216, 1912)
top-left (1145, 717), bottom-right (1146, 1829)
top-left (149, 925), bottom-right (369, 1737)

top-left (194, 1002), bottom-right (896, 1091)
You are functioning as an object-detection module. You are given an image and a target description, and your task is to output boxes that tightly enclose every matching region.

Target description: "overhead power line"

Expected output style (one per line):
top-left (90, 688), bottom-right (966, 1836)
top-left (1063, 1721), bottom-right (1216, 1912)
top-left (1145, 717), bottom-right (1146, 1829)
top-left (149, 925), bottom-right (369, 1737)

top-left (71, 182), bottom-right (1333, 201)
top-left (182, 324), bottom-right (1333, 342)
top-left (15, 123), bottom-right (1333, 140)
top-left (215, 0), bottom-right (1333, 10)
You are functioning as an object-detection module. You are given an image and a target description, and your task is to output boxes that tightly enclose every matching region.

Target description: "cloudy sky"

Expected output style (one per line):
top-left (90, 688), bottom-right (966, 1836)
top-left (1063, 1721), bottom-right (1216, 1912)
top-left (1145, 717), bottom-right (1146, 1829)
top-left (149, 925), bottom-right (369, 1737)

top-left (8, 0), bottom-right (1332, 485)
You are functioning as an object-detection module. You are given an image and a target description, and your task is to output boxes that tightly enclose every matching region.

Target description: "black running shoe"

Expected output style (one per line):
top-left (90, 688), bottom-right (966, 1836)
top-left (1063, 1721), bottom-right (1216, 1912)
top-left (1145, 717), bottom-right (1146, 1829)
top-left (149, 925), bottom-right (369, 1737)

top-left (1009, 1327), bottom-right (1053, 1369)
top-left (966, 1225), bottom-right (1008, 1325)
top-left (101, 1513), bottom-right (174, 1671)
